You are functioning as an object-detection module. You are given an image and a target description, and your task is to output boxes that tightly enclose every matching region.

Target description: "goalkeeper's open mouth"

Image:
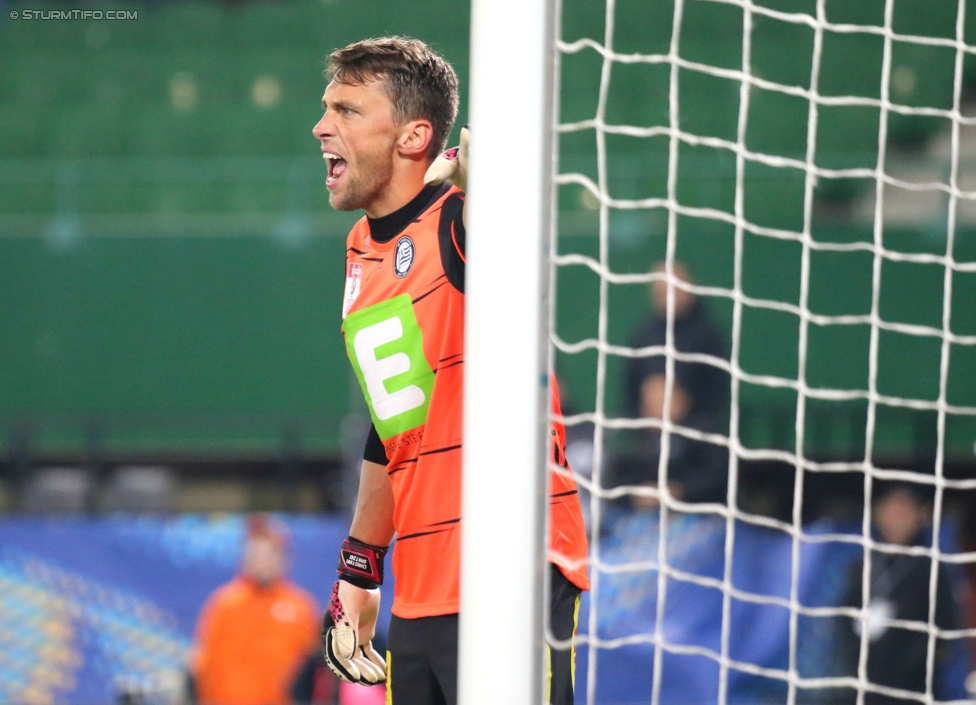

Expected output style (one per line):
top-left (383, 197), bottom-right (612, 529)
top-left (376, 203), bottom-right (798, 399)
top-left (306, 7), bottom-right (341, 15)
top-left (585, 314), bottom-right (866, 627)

top-left (323, 151), bottom-right (348, 189)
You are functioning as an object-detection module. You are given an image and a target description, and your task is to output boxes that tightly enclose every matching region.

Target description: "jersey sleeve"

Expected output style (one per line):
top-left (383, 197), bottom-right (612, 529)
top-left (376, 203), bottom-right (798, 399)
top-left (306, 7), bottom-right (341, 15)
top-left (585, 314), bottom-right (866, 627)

top-left (437, 192), bottom-right (466, 292)
top-left (362, 423), bottom-right (388, 465)
top-left (452, 195), bottom-right (465, 258)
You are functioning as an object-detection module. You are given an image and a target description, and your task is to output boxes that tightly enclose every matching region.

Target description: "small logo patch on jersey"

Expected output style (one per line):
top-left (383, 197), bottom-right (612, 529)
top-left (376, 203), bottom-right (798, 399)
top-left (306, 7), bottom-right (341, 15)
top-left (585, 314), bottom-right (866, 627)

top-left (393, 236), bottom-right (415, 278)
top-left (342, 262), bottom-right (362, 319)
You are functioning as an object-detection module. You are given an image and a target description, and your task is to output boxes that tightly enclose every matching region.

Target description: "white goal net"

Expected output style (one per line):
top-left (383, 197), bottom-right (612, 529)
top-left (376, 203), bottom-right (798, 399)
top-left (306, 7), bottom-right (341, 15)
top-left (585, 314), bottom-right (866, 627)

top-left (548, 0), bottom-right (976, 703)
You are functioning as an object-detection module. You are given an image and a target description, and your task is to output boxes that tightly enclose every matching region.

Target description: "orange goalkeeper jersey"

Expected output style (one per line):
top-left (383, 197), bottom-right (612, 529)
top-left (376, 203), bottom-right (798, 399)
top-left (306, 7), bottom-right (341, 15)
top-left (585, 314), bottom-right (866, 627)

top-left (341, 183), bottom-right (589, 619)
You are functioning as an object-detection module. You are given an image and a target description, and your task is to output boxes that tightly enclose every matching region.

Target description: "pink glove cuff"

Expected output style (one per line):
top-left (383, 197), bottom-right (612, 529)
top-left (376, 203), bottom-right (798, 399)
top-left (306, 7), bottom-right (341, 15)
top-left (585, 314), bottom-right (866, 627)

top-left (337, 536), bottom-right (388, 589)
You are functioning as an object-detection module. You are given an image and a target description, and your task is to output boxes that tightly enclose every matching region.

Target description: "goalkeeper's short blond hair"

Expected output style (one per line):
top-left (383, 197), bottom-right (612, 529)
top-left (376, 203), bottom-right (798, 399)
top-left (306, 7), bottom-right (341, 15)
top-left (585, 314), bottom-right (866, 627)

top-left (326, 36), bottom-right (460, 161)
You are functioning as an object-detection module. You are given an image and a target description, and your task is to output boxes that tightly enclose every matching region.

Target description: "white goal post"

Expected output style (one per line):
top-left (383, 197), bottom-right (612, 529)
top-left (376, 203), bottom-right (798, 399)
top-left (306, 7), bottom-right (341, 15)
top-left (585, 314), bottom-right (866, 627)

top-left (460, 1), bottom-right (557, 705)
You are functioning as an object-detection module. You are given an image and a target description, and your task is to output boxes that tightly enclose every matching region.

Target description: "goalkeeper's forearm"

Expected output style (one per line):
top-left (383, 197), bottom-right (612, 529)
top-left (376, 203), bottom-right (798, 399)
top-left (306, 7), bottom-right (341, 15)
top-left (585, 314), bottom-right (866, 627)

top-left (350, 459), bottom-right (396, 547)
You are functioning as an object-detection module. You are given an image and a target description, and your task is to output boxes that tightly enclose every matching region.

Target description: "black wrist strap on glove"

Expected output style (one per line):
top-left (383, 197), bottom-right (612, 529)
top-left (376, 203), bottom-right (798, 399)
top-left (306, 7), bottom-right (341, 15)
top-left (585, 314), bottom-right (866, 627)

top-left (337, 536), bottom-right (388, 590)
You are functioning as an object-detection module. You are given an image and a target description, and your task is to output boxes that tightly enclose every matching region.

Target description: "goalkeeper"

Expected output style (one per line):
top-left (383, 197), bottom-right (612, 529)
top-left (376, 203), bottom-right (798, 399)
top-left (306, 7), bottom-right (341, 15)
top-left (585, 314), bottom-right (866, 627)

top-left (311, 36), bottom-right (590, 705)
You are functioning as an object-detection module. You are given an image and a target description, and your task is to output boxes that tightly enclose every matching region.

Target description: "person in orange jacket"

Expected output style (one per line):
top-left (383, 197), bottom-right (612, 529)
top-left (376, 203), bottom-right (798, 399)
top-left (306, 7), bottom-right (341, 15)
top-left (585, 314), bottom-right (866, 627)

top-left (191, 515), bottom-right (322, 705)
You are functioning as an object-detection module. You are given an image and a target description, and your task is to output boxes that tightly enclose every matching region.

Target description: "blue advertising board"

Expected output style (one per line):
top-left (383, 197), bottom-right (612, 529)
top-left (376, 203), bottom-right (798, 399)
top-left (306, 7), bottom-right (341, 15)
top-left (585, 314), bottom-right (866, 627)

top-left (0, 512), bottom-right (969, 704)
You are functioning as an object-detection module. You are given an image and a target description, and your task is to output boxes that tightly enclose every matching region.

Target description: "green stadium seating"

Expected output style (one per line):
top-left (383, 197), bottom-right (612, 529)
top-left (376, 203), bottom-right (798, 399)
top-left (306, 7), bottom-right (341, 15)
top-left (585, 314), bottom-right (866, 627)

top-left (2, 0), bottom-right (975, 461)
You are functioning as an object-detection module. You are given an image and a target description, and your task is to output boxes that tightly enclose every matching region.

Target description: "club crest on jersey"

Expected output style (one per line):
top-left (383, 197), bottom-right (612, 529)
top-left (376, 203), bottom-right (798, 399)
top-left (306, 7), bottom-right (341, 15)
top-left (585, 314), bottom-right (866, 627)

top-left (393, 236), bottom-right (415, 278)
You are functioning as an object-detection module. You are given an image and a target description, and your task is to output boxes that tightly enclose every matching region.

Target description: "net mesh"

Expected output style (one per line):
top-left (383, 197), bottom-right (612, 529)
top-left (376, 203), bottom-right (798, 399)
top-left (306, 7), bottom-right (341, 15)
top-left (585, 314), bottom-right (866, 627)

top-left (549, 0), bottom-right (976, 703)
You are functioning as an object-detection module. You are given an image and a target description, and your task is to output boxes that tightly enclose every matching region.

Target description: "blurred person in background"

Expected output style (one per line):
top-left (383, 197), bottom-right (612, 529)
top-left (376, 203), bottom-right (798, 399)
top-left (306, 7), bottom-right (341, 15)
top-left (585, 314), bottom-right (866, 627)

top-left (622, 259), bottom-right (730, 434)
top-left (610, 359), bottom-right (729, 512)
top-left (609, 259), bottom-right (730, 513)
top-left (836, 481), bottom-right (968, 704)
top-left (191, 514), bottom-right (321, 705)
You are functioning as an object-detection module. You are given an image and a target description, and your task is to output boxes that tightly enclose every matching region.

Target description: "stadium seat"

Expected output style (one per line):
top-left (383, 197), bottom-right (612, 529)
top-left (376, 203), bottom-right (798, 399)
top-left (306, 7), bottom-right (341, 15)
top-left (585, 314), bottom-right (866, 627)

top-left (20, 466), bottom-right (95, 514)
top-left (98, 465), bottom-right (176, 514)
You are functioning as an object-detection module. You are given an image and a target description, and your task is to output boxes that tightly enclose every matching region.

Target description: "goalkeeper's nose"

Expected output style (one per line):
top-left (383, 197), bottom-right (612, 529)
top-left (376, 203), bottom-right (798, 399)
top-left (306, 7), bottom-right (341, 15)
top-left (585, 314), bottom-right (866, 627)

top-left (313, 111), bottom-right (335, 142)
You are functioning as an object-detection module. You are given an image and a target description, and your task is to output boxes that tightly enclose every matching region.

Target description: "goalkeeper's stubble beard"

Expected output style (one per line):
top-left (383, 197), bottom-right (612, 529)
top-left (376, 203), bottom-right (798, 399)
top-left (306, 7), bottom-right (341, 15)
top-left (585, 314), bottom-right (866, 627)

top-left (327, 151), bottom-right (395, 214)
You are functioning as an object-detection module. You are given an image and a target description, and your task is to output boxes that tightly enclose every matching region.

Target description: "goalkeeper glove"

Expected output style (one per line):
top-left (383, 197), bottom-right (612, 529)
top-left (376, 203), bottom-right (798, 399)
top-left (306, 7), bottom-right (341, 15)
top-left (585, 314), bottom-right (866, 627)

top-left (424, 125), bottom-right (469, 192)
top-left (322, 537), bottom-right (389, 685)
